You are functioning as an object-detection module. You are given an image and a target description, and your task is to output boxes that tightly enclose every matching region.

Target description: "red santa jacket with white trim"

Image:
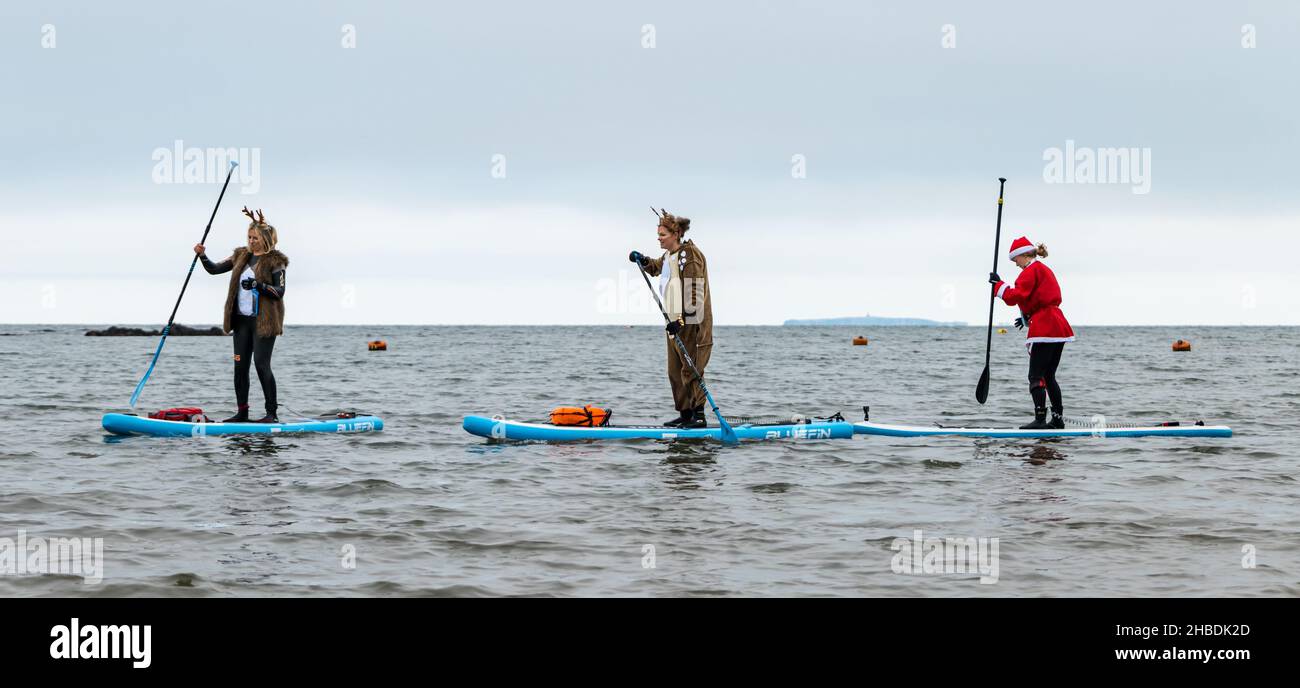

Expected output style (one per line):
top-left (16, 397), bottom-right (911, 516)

top-left (994, 260), bottom-right (1075, 343)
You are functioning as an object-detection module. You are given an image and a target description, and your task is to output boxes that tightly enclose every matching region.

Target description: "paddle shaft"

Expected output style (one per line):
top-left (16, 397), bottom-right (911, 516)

top-left (974, 178), bottom-right (1007, 404)
top-left (129, 162), bottom-right (238, 407)
top-left (635, 264), bottom-right (711, 392)
top-left (983, 178), bottom-right (1007, 371)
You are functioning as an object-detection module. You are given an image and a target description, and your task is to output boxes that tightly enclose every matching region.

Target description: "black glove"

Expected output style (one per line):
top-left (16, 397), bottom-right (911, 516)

top-left (1014, 316), bottom-right (1029, 330)
top-left (629, 250), bottom-right (647, 266)
top-left (240, 277), bottom-right (258, 290)
top-left (988, 272), bottom-right (1001, 285)
top-left (666, 319), bottom-right (682, 336)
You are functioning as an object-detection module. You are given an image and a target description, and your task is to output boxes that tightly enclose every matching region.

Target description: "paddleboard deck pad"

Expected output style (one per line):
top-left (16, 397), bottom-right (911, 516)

top-left (103, 412), bottom-right (383, 437)
top-left (854, 420), bottom-right (1232, 439)
top-left (463, 415), bottom-right (854, 441)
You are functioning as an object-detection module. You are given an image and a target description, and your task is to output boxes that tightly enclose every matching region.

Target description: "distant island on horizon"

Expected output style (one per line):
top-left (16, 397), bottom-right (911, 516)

top-left (783, 315), bottom-right (968, 327)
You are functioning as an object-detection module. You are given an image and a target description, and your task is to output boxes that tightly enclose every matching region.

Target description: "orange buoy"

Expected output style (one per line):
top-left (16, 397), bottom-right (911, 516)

top-left (852, 336), bottom-right (869, 346)
top-left (1172, 339), bottom-right (1191, 352)
top-left (368, 340), bottom-right (388, 351)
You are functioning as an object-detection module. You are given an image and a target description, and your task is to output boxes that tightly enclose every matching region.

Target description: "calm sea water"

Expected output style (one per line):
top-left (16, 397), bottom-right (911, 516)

top-left (0, 324), bottom-right (1295, 596)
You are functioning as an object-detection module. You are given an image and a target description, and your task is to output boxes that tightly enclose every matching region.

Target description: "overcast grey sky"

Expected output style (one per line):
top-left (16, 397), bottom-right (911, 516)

top-left (3, 1), bottom-right (1297, 325)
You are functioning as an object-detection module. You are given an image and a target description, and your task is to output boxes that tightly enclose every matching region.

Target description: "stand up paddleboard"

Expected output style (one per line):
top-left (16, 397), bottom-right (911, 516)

top-left (854, 421), bottom-right (1231, 439)
top-left (853, 408), bottom-right (1231, 439)
top-left (463, 415), bottom-right (854, 442)
top-left (102, 413), bottom-right (383, 437)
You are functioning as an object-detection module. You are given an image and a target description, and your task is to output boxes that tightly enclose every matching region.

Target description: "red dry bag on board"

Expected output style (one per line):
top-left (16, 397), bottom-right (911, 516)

top-left (148, 407), bottom-right (210, 422)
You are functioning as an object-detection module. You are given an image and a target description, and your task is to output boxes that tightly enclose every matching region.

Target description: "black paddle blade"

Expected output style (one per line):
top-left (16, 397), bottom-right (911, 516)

top-left (975, 366), bottom-right (990, 404)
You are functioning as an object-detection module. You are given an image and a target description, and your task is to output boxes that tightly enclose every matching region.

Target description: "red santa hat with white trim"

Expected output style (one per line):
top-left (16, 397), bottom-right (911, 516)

top-left (1008, 236), bottom-right (1037, 260)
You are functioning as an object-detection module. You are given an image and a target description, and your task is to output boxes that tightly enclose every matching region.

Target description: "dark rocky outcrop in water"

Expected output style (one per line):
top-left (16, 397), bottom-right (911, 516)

top-left (85, 325), bottom-right (224, 336)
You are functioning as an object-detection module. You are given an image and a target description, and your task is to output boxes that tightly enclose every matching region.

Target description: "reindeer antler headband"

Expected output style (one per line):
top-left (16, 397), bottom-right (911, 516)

top-left (650, 206), bottom-right (682, 233)
top-left (242, 205), bottom-right (269, 226)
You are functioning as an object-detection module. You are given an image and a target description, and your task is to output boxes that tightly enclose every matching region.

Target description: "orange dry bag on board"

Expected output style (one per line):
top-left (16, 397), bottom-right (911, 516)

top-left (549, 406), bottom-right (612, 427)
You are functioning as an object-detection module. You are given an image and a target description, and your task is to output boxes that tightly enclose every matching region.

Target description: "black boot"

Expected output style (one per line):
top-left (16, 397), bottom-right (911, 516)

top-left (1048, 409), bottom-right (1065, 429)
top-left (254, 406), bottom-right (279, 424)
top-left (1020, 407), bottom-right (1051, 430)
top-left (222, 405), bottom-right (250, 423)
top-left (681, 406), bottom-right (707, 429)
top-left (664, 409), bottom-right (690, 427)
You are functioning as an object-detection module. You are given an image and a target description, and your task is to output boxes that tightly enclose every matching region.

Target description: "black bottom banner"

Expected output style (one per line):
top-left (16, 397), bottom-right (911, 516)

top-left (2, 597), bottom-right (1288, 676)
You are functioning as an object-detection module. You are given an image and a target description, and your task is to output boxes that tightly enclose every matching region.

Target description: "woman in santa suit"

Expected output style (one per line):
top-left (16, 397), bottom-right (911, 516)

top-left (989, 236), bottom-right (1075, 429)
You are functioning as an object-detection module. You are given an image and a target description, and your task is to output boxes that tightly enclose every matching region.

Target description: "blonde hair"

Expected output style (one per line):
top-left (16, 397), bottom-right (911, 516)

top-left (242, 206), bottom-right (278, 251)
top-left (250, 222), bottom-right (277, 251)
top-left (1035, 243), bottom-right (1048, 258)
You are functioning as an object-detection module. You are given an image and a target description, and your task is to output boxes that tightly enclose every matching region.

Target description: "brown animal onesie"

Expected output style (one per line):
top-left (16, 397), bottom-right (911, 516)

top-left (642, 239), bottom-right (713, 413)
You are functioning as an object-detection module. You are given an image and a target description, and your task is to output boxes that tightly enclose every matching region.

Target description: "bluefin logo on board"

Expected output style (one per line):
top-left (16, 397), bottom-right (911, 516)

top-left (765, 427), bottom-right (833, 440)
top-left (50, 619), bottom-right (151, 668)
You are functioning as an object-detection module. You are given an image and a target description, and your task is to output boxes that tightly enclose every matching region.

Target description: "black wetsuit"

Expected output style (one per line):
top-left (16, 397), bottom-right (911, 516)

top-left (201, 253), bottom-right (286, 416)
